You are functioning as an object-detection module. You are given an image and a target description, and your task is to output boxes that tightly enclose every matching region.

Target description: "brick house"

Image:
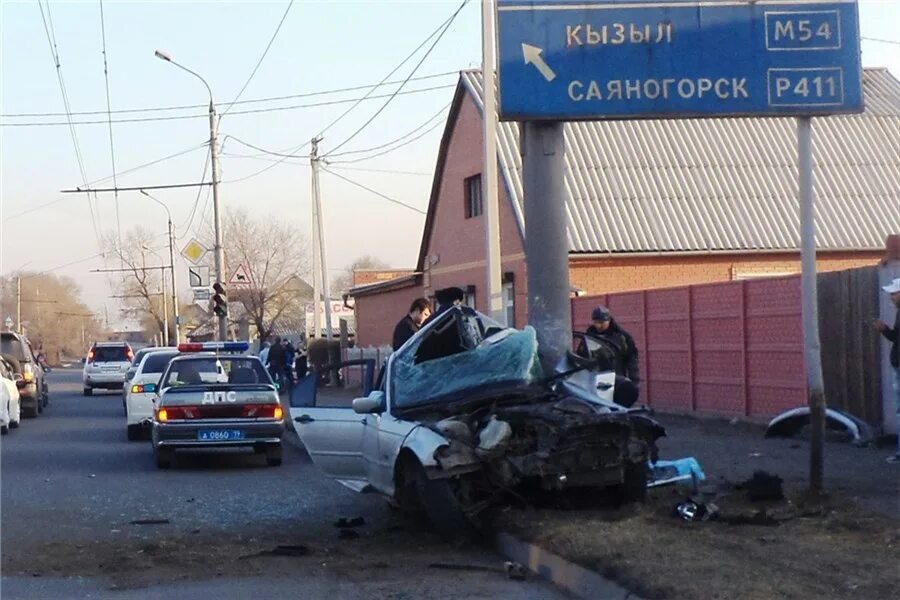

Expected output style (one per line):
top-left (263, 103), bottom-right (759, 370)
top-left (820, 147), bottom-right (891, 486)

top-left (351, 69), bottom-right (900, 347)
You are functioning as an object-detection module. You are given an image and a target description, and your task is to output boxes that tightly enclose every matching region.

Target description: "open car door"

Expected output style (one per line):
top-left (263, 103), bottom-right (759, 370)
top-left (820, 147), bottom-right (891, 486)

top-left (289, 359), bottom-right (375, 492)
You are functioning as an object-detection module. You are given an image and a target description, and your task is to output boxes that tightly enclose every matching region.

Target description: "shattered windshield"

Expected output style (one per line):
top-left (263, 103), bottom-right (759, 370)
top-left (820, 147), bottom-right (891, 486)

top-left (391, 308), bottom-right (542, 411)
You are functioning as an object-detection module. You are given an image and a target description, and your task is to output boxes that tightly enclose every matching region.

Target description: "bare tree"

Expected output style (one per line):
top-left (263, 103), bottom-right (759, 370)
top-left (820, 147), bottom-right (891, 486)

top-left (331, 255), bottom-right (390, 294)
top-left (214, 209), bottom-right (312, 342)
top-left (104, 228), bottom-right (170, 341)
top-left (0, 272), bottom-right (103, 362)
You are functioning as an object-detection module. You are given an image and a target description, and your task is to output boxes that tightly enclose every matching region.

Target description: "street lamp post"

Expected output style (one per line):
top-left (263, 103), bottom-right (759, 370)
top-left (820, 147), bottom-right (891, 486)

top-left (140, 190), bottom-right (180, 344)
top-left (155, 49), bottom-right (226, 341)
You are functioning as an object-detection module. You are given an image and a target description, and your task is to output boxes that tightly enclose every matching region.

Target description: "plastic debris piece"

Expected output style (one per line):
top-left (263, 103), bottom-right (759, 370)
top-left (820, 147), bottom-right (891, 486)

top-left (505, 561), bottom-right (528, 580)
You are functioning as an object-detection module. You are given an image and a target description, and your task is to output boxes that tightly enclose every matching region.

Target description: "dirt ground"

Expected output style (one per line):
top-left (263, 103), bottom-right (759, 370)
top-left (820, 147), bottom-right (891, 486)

top-left (499, 413), bottom-right (900, 600)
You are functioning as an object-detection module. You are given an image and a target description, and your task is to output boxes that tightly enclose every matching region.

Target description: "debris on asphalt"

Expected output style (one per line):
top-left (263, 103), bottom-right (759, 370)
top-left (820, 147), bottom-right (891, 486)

top-left (428, 563), bottom-right (499, 573)
top-left (130, 519), bottom-right (170, 526)
top-left (749, 452), bottom-right (762, 458)
top-left (648, 457), bottom-right (706, 491)
top-left (504, 561), bottom-right (527, 580)
top-left (333, 516), bottom-right (366, 529)
top-left (240, 544), bottom-right (309, 559)
top-left (89, 474), bottom-right (96, 478)
top-left (338, 529), bottom-right (360, 540)
top-left (741, 471), bottom-right (785, 502)
top-left (674, 499), bottom-right (719, 522)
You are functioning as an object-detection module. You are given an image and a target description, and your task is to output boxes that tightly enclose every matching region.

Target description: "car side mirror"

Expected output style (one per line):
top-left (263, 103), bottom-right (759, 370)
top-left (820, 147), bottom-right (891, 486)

top-left (126, 369), bottom-right (136, 380)
top-left (353, 391), bottom-right (385, 414)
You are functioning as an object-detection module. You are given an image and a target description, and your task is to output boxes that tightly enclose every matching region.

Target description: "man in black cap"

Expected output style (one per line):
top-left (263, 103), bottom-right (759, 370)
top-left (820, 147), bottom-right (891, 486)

top-left (585, 305), bottom-right (640, 392)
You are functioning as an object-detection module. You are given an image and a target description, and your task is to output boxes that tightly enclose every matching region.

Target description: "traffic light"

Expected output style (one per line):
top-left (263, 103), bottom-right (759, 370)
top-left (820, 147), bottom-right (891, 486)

top-left (212, 282), bottom-right (228, 318)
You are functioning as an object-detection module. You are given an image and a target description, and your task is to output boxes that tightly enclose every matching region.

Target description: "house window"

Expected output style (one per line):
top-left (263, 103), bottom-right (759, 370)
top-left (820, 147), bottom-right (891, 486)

top-left (502, 281), bottom-right (515, 327)
top-left (464, 175), bottom-right (483, 219)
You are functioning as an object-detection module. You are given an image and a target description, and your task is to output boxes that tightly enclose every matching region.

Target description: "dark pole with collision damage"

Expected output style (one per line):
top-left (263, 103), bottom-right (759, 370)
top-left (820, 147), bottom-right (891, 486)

top-left (521, 121), bottom-right (571, 372)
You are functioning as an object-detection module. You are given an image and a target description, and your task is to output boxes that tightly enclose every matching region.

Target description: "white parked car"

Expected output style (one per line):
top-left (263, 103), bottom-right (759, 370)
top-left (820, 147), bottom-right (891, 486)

top-left (125, 348), bottom-right (179, 440)
top-left (83, 342), bottom-right (133, 396)
top-left (290, 307), bottom-right (665, 538)
top-left (0, 356), bottom-right (22, 433)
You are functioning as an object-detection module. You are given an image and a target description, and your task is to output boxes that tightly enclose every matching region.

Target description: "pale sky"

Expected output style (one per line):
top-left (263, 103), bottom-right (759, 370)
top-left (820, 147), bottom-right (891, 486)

top-left (1, 0), bottom-right (899, 328)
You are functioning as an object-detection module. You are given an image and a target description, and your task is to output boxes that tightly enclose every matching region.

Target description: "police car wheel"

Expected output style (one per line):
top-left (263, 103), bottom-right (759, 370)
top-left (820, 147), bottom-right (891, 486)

top-left (127, 425), bottom-right (142, 441)
top-left (155, 446), bottom-right (174, 469)
top-left (265, 445), bottom-right (283, 467)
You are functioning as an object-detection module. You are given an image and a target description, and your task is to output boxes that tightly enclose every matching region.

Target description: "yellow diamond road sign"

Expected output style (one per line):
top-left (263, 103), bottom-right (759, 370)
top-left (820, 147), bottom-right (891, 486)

top-left (181, 239), bottom-right (207, 265)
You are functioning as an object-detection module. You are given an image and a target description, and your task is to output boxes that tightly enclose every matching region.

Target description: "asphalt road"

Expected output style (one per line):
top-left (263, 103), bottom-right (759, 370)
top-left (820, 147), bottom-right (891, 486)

top-left (1, 369), bottom-right (571, 599)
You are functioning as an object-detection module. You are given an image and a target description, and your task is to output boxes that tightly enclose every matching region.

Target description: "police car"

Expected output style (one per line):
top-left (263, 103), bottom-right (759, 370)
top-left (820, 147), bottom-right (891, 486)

top-left (151, 342), bottom-right (285, 469)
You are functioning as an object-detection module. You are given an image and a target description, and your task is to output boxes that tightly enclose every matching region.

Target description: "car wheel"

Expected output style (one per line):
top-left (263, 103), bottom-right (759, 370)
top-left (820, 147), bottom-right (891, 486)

top-left (413, 460), bottom-right (480, 541)
top-left (610, 460), bottom-right (649, 505)
top-left (1, 425), bottom-right (8, 435)
top-left (265, 444), bottom-right (283, 467)
top-left (10, 418), bottom-right (19, 429)
top-left (127, 425), bottom-right (142, 441)
top-left (23, 404), bottom-right (38, 419)
top-left (154, 445), bottom-right (174, 469)
top-left (83, 387), bottom-right (93, 397)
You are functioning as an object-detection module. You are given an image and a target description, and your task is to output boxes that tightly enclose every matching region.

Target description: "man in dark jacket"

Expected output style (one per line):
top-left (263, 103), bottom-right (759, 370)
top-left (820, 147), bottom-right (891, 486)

top-left (585, 306), bottom-right (640, 383)
top-left (392, 298), bottom-right (432, 351)
top-left (267, 336), bottom-right (286, 389)
top-left (876, 277), bottom-right (900, 463)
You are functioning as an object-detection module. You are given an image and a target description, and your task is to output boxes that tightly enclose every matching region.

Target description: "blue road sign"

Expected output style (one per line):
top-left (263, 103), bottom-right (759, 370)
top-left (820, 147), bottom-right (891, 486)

top-left (497, 0), bottom-right (863, 120)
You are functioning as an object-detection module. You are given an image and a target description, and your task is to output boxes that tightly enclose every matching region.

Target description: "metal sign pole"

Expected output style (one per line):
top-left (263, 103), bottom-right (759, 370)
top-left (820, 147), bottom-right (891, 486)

top-left (798, 116), bottom-right (827, 496)
top-left (482, 0), bottom-right (505, 324)
top-left (522, 121), bottom-right (571, 372)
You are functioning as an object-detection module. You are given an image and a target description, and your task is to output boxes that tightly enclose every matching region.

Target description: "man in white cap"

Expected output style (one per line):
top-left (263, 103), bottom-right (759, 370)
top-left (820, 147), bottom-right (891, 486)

top-left (876, 277), bottom-right (900, 462)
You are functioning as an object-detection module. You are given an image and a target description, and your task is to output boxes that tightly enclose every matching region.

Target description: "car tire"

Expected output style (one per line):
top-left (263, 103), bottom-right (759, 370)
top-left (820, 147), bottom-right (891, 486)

top-left (23, 404), bottom-right (38, 419)
top-left (265, 444), bottom-right (283, 467)
top-left (83, 387), bottom-right (93, 397)
top-left (413, 461), bottom-right (479, 541)
top-left (154, 446), bottom-right (174, 469)
top-left (127, 425), bottom-right (142, 441)
top-left (1, 425), bottom-right (8, 435)
top-left (611, 460), bottom-right (649, 505)
top-left (10, 418), bottom-right (19, 429)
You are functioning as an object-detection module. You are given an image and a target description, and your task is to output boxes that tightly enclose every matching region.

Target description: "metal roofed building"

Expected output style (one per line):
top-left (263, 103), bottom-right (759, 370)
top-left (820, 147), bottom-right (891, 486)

top-left (350, 68), bottom-right (900, 347)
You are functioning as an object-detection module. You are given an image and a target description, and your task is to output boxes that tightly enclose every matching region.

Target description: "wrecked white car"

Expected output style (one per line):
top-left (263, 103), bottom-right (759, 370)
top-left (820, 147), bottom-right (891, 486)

top-left (290, 307), bottom-right (665, 537)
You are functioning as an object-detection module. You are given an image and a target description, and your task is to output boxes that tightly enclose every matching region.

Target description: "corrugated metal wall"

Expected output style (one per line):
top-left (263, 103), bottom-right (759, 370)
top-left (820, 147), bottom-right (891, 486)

top-left (573, 269), bottom-right (883, 423)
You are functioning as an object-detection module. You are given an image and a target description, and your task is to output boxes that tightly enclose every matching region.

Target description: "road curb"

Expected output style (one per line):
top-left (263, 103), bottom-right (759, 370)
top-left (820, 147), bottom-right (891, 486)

top-left (495, 532), bottom-right (642, 600)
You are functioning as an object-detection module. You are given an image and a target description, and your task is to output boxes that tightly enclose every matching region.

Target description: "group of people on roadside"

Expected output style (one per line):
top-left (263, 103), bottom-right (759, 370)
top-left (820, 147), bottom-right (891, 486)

top-left (259, 337), bottom-right (305, 390)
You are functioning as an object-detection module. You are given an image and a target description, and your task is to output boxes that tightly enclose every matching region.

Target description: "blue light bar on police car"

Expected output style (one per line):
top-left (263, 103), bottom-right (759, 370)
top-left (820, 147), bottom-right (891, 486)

top-left (177, 342), bottom-right (250, 353)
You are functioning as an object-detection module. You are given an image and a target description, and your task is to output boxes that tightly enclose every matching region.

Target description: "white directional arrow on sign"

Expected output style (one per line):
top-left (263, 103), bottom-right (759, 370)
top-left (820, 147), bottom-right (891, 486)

top-left (522, 43), bottom-right (556, 82)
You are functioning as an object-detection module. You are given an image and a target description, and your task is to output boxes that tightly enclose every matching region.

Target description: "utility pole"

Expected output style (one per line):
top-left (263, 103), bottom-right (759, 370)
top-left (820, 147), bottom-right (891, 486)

top-left (522, 122), bottom-right (571, 372)
top-left (16, 276), bottom-right (22, 334)
top-left (798, 117), bottom-right (827, 497)
top-left (209, 101), bottom-right (227, 342)
top-left (153, 49), bottom-right (225, 341)
top-left (482, 0), bottom-right (504, 324)
top-left (160, 266), bottom-right (169, 346)
top-left (140, 190), bottom-right (181, 345)
top-left (310, 137), bottom-right (334, 341)
top-left (311, 139), bottom-right (321, 341)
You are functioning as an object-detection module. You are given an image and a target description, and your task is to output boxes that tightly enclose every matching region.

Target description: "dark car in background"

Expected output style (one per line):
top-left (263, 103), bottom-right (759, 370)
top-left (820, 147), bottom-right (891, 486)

top-left (0, 332), bottom-right (49, 418)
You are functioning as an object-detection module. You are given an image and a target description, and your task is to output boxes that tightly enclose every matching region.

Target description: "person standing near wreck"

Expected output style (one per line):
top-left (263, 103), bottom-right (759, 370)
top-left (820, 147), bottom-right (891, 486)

top-left (876, 277), bottom-right (900, 463)
top-left (585, 305), bottom-right (641, 387)
top-left (392, 298), bottom-right (432, 351)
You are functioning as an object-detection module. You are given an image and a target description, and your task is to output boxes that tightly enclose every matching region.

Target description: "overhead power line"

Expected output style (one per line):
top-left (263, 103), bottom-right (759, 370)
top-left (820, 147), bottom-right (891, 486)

top-left (318, 1), bottom-right (467, 145)
top-left (0, 84), bottom-right (456, 128)
top-left (1, 71), bottom-right (458, 118)
top-left (2, 197), bottom-right (69, 222)
top-left (98, 0), bottom-right (122, 253)
top-left (326, 102), bottom-right (450, 158)
top-left (322, 168), bottom-right (426, 215)
top-left (862, 36), bottom-right (900, 46)
top-left (221, 0), bottom-right (294, 116)
top-left (84, 143), bottom-right (207, 188)
top-left (326, 117), bottom-right (446, 165)
top-left (37, 0), bottom-right (104, 254)
top-left (177, 146), bottom-right (212, 236)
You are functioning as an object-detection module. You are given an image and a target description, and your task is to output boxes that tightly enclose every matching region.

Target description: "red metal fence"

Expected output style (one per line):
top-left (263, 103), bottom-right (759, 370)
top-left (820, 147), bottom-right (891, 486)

top-left (572, 276), bottom-right (807, 420)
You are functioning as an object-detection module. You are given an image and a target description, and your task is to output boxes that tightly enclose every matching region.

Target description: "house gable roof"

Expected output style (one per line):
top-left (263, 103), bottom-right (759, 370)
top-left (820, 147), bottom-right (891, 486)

top-left (416, 68), bottom-right (900, 267)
